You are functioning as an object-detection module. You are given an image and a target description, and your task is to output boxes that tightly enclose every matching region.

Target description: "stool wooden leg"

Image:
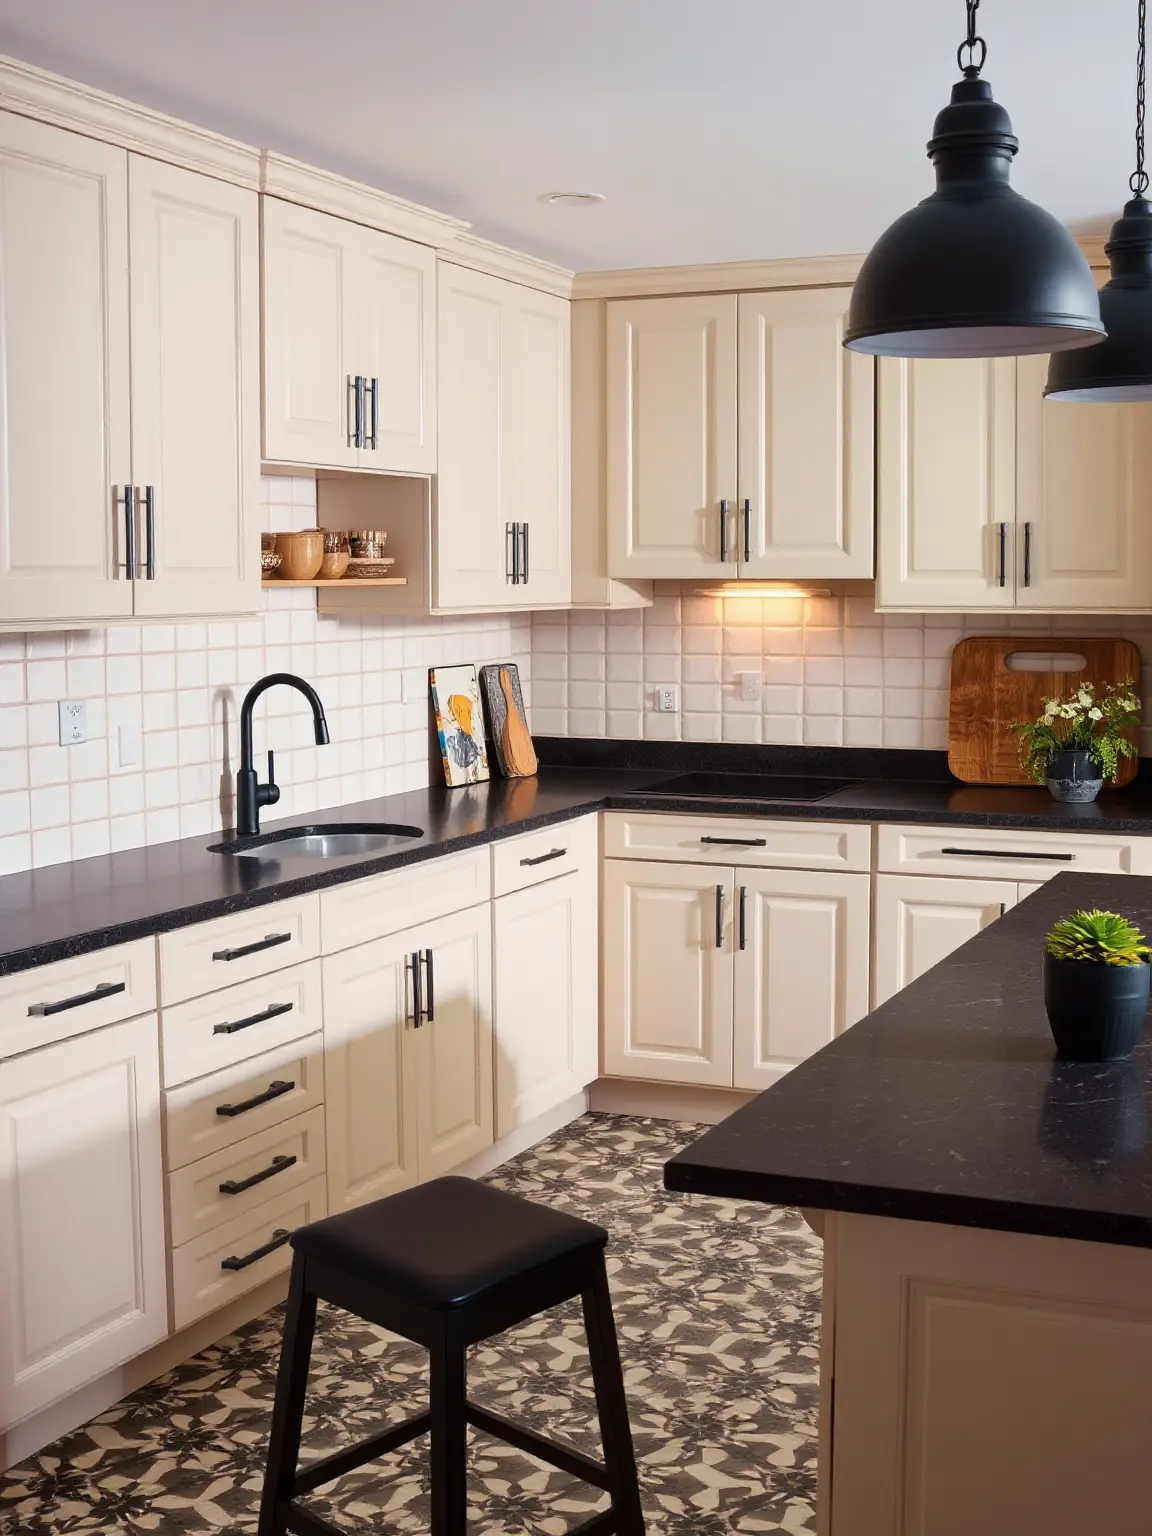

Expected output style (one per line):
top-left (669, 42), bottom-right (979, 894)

top-left (258, 1256), bottom-right (318, 1536)
top-left (429, 1335), bottom-right (468, 1536)
top-left (583, 1263), bottom-right (645, 1536)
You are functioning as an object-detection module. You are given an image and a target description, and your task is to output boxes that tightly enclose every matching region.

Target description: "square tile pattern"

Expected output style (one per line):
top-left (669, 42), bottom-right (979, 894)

top-left (0, 1114), bottom-right (822, 1535)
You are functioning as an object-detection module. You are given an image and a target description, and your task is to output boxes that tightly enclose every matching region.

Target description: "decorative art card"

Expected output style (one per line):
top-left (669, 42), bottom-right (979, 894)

top-left (430, 665), bottom-right (490, 786)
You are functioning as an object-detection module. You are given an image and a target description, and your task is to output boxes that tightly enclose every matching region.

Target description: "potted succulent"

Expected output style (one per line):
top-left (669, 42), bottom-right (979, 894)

top-left (1011, 679), bottom-right (1140, 803)
top-left (1044, 909), bottom-right (1151, 1061)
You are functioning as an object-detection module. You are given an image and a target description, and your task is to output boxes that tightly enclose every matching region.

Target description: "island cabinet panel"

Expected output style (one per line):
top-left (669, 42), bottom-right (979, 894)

top-left (826, 1211), bottom-right (1152, 1536)
top-left (733, 869), bottom-right (870, 1090)
top-left (602, 861), bottom-right (736, 1087)
top-left (0, 1014), bottom-right (167, 1431)
top-left (873, 874), bottom-right (1019, 1006)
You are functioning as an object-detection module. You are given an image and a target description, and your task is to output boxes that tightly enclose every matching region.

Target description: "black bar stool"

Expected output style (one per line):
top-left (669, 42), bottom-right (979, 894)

top-left (258, 1175), bottom-right (645, 1536)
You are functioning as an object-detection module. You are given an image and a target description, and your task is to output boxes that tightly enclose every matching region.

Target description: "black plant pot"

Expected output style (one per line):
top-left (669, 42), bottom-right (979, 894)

top-left (1043, 953), bottom-right (1150, 1061)
top-left (1046, 747), bottom-right (1103, 804)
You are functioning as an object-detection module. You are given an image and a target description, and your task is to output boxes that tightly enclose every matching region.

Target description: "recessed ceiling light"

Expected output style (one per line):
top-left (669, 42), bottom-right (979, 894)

top-left (538, 191), bottom-right (605, 207)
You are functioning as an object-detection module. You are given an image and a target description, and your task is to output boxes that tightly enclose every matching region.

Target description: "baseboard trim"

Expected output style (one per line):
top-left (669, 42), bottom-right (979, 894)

top-left (589, 1078), bottom-right (756, 1124)
top-left (454, 1090), bottom-right (591, 1177)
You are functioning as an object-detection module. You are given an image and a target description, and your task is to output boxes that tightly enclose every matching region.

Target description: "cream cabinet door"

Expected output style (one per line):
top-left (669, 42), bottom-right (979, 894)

top-left (356, 224), bottom-right (436, 474)
top-left (876, 356), bottom-right (1017, 610)
top-left (321, 935), bottom-right (417, 1214)
top-left (0, 112), bottom-right (132, 624)
top-left (606, 295), bottom-right (738, 579)
top-left (411, 903), bottom-right (494, 1179)
top-left (494, 866), bottom-right (597, 1136)
top-left (733, 868), bottom-right (870, 1091)
top-left (129, 157), bottom-right (260, 617)
top-left (262, 197), bottom-right (360, 469)
top-left (602, 859), bottom-right (735, 1087)
top-left (737, 288), bottom-right (874, 579)
top-left (1016, 353), bottom-right (1152, 610)
top-left (504, 283), bottom-right (571, 605)
top-left (873, 873), bottom-right (1017, 1006)
top-left (0, 1014), bottom-right (166, 1431)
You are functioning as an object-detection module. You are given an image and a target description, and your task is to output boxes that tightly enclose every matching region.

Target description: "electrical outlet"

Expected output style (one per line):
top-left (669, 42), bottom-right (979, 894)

top-left (739, 671), bottom-right (762, 703)
top-left (58, 700), bottom-right (88, 745)
top-left (656, 685), bottom-right (679, 713)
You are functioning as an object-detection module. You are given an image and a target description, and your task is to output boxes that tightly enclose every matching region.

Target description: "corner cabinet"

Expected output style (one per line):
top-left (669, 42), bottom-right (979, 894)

top-left (435, 262), bottom-right (571, 608)
top-left (262, 198), bottom-right (436, 475)
top-left (605, 287), bottom-right (873, 582)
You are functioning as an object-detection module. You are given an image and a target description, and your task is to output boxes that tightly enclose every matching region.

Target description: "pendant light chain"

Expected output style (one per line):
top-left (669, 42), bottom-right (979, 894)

top-left (1133, 0), bottom-right (1149, 196)
top-left (958, 0), bottom-right (987, 77)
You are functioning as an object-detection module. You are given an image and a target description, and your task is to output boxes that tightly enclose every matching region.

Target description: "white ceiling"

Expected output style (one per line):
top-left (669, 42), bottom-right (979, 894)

top-left (0, 0), bottom-right (1139, 272)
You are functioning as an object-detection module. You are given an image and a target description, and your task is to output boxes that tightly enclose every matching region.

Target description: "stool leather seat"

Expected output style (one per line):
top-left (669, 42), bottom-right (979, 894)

top-left (291, 1175), bottom-right (607, 1310)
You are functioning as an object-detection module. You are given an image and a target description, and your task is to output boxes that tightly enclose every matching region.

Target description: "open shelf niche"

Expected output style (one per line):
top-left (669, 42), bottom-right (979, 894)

top-left (312, 472), bottom-right (430, 616)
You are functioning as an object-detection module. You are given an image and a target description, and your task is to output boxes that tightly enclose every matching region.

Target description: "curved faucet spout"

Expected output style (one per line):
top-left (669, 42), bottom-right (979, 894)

top-left (235, 673), bottom-right (330, 836)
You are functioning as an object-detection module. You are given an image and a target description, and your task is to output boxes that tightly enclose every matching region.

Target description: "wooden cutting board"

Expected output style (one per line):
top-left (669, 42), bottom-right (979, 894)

top-left (948, 637), bottom-right (1142, 786)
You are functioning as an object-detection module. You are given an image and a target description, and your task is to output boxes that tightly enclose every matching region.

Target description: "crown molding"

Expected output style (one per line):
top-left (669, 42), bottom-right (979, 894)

top-left (0, 53), bottom-right (260, 187)
top-left (259, 150), bottom-right (467, 248)
top-left (439, 231), bottom-right (574, 297)
top-left (572, 252), bottom-right (865, 300)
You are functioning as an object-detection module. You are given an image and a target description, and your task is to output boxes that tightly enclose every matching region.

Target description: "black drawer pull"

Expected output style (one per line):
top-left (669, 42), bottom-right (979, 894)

top-left (700, 836), bottom-right (767, 848)
top-left (940, 847), bottom-right (1075, 863)
top-left (220, 1227), bottom-right (291, 1272)
top-left (213, 1001), bottom-right (294, 1036)
top-left (520, 848), bottom-right (566, 866)
top-left (216, 1079), bottom-right (295, 1118)
top-left (219, 1154), bottom-right (298, 1197)
top-left (28, 980), bottom-right (126, 1017)
top-left (739, 884), bottom-right (748, 951)
top-left (212, 932), bottom-right (292, 963)
top-left (715, 884), bottom-right (724, 949)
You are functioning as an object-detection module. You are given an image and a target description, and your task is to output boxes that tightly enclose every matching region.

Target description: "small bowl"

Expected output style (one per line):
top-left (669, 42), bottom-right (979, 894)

top-left (274, 530), bottom-right (324, 581)
top-left (349, 529), bottom-right (388, 560)
top-left (260, 550), bottom-right (283, 575)
top-left (319, 550), bottom-right (350, 580)
top-left (323, 531), bottom-right (349, 554)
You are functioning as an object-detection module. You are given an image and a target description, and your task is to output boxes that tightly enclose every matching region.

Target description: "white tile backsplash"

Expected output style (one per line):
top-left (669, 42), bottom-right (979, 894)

top-left (530, 585), bottom-right (1152, 758)
top-left (0, 478), bottom-right (531, 876)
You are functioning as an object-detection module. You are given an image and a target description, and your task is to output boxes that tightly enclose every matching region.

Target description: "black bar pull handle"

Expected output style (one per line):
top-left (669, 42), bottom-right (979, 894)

top-left (999, 903), bottom-right (1007, 918)
top-left (220, 1228), bottom-right (291, 1272)
top-left (219, 1154), bottom-right (298, 1197)
top-left (508, 522), bottom-right (520, 584)
top-left (120, 484), bottom-right (136, 578)
top-left (520, 848), bottom-right (566, 866)
top-left (940, 846), bottom-right (1074, 863)
top-left (212, 932), bottom-right (292, 963)
top-left (143, 485), bottom-right (156, 580)
top-left (714, 884), bottom-right (724, 949)
top-left (739, 885), bottom-right (748, 951)
top-left (215, 1079), bottom-right (295, 1119)
top-left (1023, 521), bottom-right (1032, 587)
top-left (521, 522), bottom-right (529, 583)
top-left (719, 499), bottom-right (728, 563)
top-left (407, 951), bottom-right (422, 1027)
top-left (367, 376), bottom-right (379, 449)
top-left (422, 948), bottom-right (434, 1023)
top-left (28, 980), bottom-right (126, 1018)
top-left (212, 1000), bottom-right (294, 1036)
top-left (700, 836), bottom-right (767, 848)
top-left (998, 521), bottom-right (1007, 588)
top-left (742, 497), bottom-right (751, 563)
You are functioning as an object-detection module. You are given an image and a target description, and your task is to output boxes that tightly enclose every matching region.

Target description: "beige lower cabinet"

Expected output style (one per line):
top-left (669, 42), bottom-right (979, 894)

top-left (322, 901), bottom-right (493, 1213)
top-left (602, 857), bottom-right (870, 1089)
top-left (0, 1014), bottom-right (167, 1431)
top-left (493, 865), bottom-right (598, 1135)
top-left (873, 874), bottom-right (1020, 1006)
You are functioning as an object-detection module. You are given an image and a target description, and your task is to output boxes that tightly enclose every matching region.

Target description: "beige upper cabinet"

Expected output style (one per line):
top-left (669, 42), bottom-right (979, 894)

top-left (129, 157), bottom-right (260, 617)
top-left (0, 112), bottom-right (133, 625)
top-left (262, 198), bottom-right (436, 475)
top-left (737, 288), bottom-right (874, 579)
top-left (607, 294), bottom-right (738, 580)
top-left (435, 262), bottom-right (571, 609)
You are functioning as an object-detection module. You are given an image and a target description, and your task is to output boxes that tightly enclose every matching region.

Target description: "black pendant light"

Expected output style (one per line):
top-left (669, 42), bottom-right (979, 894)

top-left (1046, 0), bottom-right (1152, 400)
top-left (845, 0), bottom-right (1105, 358)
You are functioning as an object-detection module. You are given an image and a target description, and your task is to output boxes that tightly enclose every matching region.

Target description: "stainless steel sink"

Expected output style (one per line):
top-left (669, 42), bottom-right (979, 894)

top-left (209, 823), bottom-right (424, 858)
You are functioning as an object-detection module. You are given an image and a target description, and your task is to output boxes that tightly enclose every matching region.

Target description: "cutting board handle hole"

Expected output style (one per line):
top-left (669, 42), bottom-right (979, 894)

top-left (1003, 651), bottom-right (1087, 674)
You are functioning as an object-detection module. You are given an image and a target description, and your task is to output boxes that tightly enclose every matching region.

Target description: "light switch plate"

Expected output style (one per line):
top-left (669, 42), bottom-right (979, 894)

top-left (118, 723), bottom-right (142, 768)
top-left (58, 700), bottom-right (88, 745)
top-left (656, 686), bottom-right (679, 713)
top-left (739, 671), bottom-right (762, 703)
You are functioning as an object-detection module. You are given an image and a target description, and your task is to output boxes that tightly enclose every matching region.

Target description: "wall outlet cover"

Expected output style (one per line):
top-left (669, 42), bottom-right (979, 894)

top-left (739, 671), bottom-right (762, 703)
top-left (58, 700), bottom-right (88, 745)
top-left (656, 685), bottom-right (679, 713)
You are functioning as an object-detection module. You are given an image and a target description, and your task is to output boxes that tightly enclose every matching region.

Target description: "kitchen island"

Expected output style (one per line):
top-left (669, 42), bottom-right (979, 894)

top-left (666, 870), bottom-right (1152, 1536)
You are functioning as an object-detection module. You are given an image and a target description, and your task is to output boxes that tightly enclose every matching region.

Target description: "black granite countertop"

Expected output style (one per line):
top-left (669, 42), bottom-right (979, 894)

top-left (666, 871), bottom-right (1152, 1250)
top-left (7, 740), bottom-right (1152, 980)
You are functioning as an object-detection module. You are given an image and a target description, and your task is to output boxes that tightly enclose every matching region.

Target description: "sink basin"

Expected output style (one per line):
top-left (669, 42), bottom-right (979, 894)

top-left (209, 823), bottom-right (424, 858)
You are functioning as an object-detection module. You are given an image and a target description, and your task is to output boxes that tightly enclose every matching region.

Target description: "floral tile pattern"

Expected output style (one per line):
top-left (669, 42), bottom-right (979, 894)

top-left (0, 1114), bottom-right (822, 1534)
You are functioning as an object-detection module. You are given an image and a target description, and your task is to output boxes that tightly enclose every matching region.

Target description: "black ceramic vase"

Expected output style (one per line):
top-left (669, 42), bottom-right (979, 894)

top-left (1043, 953), bottom-right (1150, 1061)
top-left (1045, 747), bottom-right (1104, 804)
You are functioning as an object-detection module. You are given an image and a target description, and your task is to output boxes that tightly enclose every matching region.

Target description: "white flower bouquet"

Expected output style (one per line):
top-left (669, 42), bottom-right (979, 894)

top-left (1010, 678), bottom-right (1141, 785)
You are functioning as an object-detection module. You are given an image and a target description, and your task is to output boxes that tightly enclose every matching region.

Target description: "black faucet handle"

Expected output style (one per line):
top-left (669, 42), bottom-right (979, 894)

top-left (260, 750), bottom-right (280, 810)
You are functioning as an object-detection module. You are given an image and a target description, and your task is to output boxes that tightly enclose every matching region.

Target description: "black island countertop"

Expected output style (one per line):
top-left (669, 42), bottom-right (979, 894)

top-left (7, 740), bottom-right (1152, 978)
top-left (666, 871), bottom-right (1152, 1250)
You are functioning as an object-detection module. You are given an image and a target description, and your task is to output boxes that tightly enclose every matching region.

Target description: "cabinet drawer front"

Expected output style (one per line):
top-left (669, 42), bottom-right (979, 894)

top-left (158, 895), bottom-right (320, 1005)
top-left (168, 1106), bottom-right (326, 1247)
top-left (320, 847), bottom-right (490, 953)
top-left (876, 823), bottom-right (1152, 881)
top-left (492, 814), bottom-right (597, 897)
top-left (164, 1032), bottom-right (324, 1171)
top-left (0, 939), bottom-right (157, 1058)
top-left (603, 811), bottom-right (871, 872)
top-left (160, 961), bottom-right (320, 1087)
top-left (170, 1172), bottom-right (327, 1331)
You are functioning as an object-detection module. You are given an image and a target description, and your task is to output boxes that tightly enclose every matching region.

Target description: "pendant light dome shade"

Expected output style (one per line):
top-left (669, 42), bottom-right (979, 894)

top-left (1045, 200), bottom-right (1152, 400)
top-left (845, 71), bottom-right (1105, 359)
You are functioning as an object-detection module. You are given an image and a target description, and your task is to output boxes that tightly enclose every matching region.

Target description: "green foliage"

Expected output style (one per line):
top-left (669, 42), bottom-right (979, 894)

top-left (1010, 678), bottom-right (1140, 785)
top-left (1045, 909), bottom-right (1151, 967)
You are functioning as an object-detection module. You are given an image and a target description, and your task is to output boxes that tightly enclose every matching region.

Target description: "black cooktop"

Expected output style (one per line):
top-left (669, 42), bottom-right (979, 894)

top-left (653, 772), bottom-right (859, 802)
